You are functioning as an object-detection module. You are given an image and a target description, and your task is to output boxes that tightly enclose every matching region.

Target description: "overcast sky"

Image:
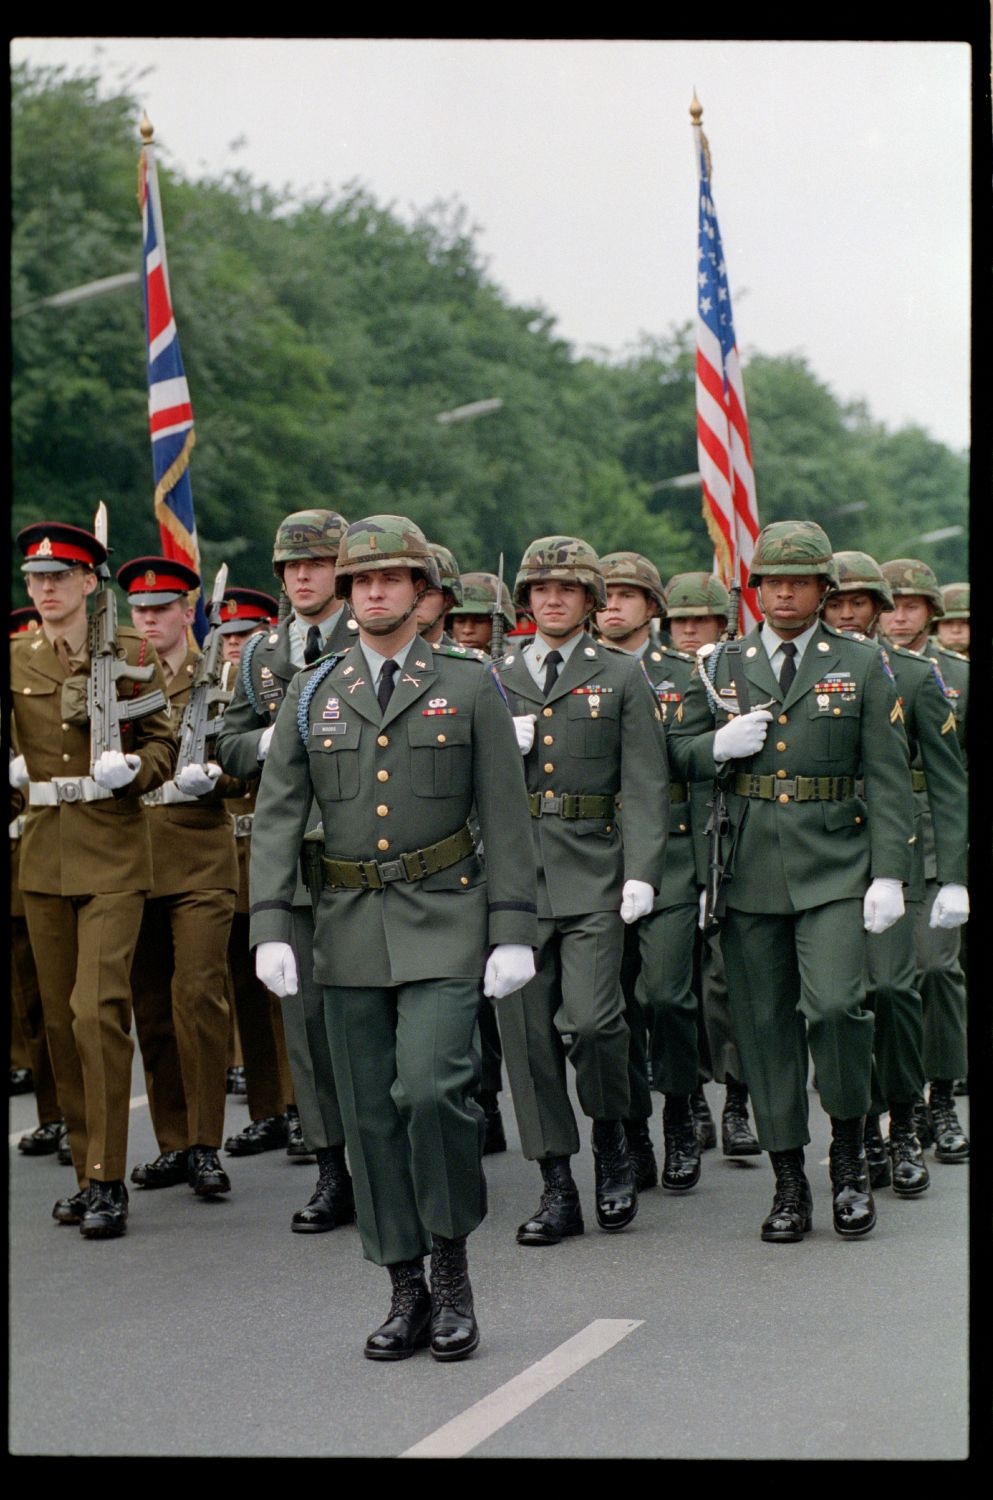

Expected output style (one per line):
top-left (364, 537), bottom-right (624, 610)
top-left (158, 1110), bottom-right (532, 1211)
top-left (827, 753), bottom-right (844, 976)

top-left (11, 36), bottom-right (974, 453)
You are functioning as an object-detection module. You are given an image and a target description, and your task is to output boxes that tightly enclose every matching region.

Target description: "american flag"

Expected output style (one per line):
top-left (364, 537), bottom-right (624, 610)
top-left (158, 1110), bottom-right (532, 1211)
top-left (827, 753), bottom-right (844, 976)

top-left (692, 112), bottom-right (760, 630)
top-left (139, 123), bottom-right (208, 641)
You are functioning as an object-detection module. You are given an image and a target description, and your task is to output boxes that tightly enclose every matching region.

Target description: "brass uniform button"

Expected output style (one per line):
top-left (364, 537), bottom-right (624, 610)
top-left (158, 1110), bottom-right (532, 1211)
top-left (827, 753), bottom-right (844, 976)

top-left (437, 734), bottom-right (447, 743)
top-left (605, 823), bottom-right (613, 833)
top-left (62, 753), bottom-right (71, 762)
top-left (778, 793), bottom-right (789, 804)
top-left (544, 762), bottom-right (554, 773)
top-left (323, 739), bottom-right (332, 748)
top-left (778, 713), bottom-right (788, 725)
top-left (459, 876), bottom-right (469, 887)
top-left (62, 722), bottom-right (69, 732)
top-left (377, 838), bottom-right (390, 851)
top-left (833, 708), bottom-right (842, 716)
top-left (776, 769), bottom-right (787, 779)
top-left (23, 687), bottom-right (31, 694)
top-left (543, 735), bottom-right (554, 745)
top-left (678, 823), bottom-right (687, 832)
top-left (377, 734), bottom-right (389, 747)
top-left (542, 707), bottom-right (553, 718)
top-left (776, 741), bottom-right (787, 752)
top-left (376, 804), bottom-right (389, 817)
top-left (377, 770), bottom-right (389, 782)
top-left (544, 789), bottom-right (554, 799)
top-left (591, 710), bottom-right (599, 719)
top-left (854, 816), bottom-right (862, 825)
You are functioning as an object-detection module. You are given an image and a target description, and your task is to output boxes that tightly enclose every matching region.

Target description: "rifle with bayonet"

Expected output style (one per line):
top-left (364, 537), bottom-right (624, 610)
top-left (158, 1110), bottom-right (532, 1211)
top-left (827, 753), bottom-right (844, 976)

top-left (700, 580), bottom-right (741, 935)
top-left (87, 502), bottom-right (168, 768)
top-left (175, 563), bottom-right (230, 774)
top-left (490, 552), bottom-right (507, 661)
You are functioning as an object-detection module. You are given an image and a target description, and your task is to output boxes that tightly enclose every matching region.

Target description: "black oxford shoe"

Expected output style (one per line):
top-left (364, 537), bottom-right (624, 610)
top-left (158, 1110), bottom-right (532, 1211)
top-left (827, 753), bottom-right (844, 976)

top-left (224, 1115), bottom-right (288, 1156)
top-left (364, 1261), bottom-right (432, 1361)
top-left (18, 1119), bottom-right (65, 1156)
top-left (188, 1146), bottom-right (232, 1196)
top-left (517, 1157), bottom-right (584, 1246)
top-left (79, 1180), bottom-right (129, 1239)
top-left (52, 1188), bottom-right (90, 1225)
top-left (592, 1120), bottom-right (638, 1231)
top-left (131, 1149), bottom-right (189, 1189)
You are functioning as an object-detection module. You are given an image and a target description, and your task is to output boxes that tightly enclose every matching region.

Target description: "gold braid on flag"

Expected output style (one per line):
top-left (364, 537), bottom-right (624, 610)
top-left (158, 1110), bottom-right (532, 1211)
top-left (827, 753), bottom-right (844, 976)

top-left (702, 495), bottom-right (734, 588)
top-left (153, 428), bottom-right (198, 551)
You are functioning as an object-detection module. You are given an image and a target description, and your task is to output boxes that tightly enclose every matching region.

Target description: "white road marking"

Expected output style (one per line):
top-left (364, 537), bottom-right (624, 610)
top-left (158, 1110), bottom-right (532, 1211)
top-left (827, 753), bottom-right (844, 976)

top-left (9, 1092), bottom-right (149, 1146)
top-left (400, 1317), bottom-right (643, 1459)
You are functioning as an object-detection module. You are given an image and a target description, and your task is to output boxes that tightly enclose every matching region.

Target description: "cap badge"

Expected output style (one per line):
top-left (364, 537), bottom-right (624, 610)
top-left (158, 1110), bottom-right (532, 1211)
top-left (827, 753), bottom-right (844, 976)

top-left (144, 569), bottom-right (157, 586)
top-left (38, 537), bottom-right (53, 557)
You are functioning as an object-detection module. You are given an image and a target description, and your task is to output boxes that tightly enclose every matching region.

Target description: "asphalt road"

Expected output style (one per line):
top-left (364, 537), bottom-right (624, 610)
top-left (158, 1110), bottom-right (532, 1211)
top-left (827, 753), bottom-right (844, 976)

top-left (8, 1072), bottom-right (970, 1460)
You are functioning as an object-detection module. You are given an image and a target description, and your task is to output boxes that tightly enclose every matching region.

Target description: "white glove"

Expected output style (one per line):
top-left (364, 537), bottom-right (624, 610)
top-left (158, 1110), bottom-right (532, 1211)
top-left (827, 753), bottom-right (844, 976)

top-left (713, 709), bottom-right (774, 763)
top-left (483, 944), bottom-right (536, 999)
top-left (929, 883), bottom-right (969, 929)
top-left (255, 941), bottom-right (299, 997)
top-left (620, 879), bottom-right (654, 924)
top-left (258, 724), bottom-right (276, 761)
top-left (9, 754), bottom-right (29, 789)
top-left (513, 714), bottom-right (537, 754)
top-left (863, 878), bottom-right (905, 935)
top-left (174, 761), bottom-right (222, 797)
top-left (91, 750), bottom-right (141, 789)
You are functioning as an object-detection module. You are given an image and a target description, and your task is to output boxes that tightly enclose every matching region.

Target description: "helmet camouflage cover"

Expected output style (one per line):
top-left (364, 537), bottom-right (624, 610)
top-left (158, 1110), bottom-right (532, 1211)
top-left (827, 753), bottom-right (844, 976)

top-left (449, 572), bottom-right (516, 629)
top-left (879, 558), bottom-right (944, 617)
top-left (747, 520), bottom-right (838, 589)
top-left (272, 509), bottom-right (349, 573)
top-left (334, 515), bottom-right (442, 597)
top-left (598, 551), bottom-right (667, 612)
top-left (827, 551), bottom-right (895, 610)
top-left (939, 582), bottom-right (969, 620)
top-left (513, 535), bottom-right (607, 611)
top-left (426, 542), bottom-right (464, 606)
top-left (664, 571), bottom-right (730, 619)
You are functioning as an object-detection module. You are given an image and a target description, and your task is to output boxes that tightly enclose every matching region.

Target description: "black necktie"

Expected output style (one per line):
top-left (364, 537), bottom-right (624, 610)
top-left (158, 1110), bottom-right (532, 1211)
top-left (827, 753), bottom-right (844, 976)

top-left (542, 649), bottom-right (563, 698)
top-left (378, 659), bottom-right (399, 714)
top-left (778, 641), bottom-right (798, 695)
top-left (304, 625), bottom-right (323, 665)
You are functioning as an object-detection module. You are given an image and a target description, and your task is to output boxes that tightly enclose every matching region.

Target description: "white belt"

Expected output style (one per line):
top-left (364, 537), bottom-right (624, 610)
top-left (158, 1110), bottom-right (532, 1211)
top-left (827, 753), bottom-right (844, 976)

top-left (142, 781), bottom-right (198, 807)
top-left (10, 815), bottom-right (26, 839)
top-left (231, 813), bottom-right (255, 838)
top-left (28, 777), bottom-right (114, 806)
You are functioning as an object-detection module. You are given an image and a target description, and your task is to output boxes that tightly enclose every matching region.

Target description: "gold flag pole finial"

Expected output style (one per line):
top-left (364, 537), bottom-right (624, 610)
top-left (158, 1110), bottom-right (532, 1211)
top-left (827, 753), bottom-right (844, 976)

top-left (689, 90), bottom-right (703, 126)
top-left (690, 91), bottom-right (712, 180)
top-left (140, 112), bottom-right (154, 146)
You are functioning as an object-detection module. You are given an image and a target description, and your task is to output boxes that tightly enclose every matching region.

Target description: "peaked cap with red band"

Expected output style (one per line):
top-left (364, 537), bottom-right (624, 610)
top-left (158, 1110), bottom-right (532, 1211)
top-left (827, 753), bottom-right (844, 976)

top-left (216, 587), bottom-right (279, 635)
top-left (116, 555), bottom-right (201, 606)
top-left (18, 522), bottom-right (108, 574)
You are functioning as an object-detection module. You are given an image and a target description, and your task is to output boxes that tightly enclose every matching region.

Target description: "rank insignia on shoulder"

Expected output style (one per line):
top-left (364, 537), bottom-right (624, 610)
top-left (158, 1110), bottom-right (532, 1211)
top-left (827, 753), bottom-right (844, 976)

top-left (817, 641), bottom-right (830, 652)
top-left (940, 710), bottom-right (956, 736)
top-left (745, 646), bottom-right (758, 658)
top-left (650, 651), bottom-right (662, 662)
top-left (890, 700), bottom-right (904, 724)
top-left (584, 646), bottom-right (597, 657)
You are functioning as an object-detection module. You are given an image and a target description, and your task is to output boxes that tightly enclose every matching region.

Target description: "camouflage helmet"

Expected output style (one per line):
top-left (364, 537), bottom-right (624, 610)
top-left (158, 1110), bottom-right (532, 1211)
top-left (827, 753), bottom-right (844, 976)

top-left (598, 551), bottom-right (667, 613)
top-left (513, 536), bottom-right (607, 611)
top-left (939, 582), bottom-right (969, 620)
top-left (448, 572), bottom-right (516, 630)
top-left (664, 571), bottom-right (730, 619)
top-left (827, 551), bottom-right (894, 610)
top-left (425, 542), bottom-right (464, 607)
top-left (879, 558), bottom-right (944, 617)
top-left (333, 515), bottom-right (442, 598)
top-left (747, 520), bottom-right (838, 589)
top-left (272, 509), bottom-right (349, 576)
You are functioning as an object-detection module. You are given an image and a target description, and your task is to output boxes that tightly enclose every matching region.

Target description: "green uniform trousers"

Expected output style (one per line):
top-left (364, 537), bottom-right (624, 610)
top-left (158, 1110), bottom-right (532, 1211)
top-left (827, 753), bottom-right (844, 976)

top-left (227, 912), bottom-right (294, 1122)
top-left (500, 909), bottom-right (630, 1161)
top-left (865, 901), bottom-right (925, 1111)
top-left (476, 993), bottom-right (504, 1098)
top-left (11, 914), bottom-right (61, 1125)
top-left (720, 900), bottom-right (874, 1151)
top-left (324, 978), bottom-right (486, 1266)
top-left (22, 890), bottom-right (145, 1184)
top-left (626, 902), bottom-right (700, 1098)
top-left (913, 884), bottom-right (968, 1080)
top-left (696, 928), bottom-right (745, 1086)
top-left (282, 906), bottom-right (346, 1152)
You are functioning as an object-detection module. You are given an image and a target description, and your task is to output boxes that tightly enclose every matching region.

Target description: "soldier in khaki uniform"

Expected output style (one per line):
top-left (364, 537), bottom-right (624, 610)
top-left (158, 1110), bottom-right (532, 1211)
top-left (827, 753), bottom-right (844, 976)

top-left (669, 521), bottom-right (915, 1244)
top-left (496, 537), bottom-right (669, 1245)
top-left (10, 522), bottom-right (175, 1238)
top-left (118, 557), bottom-right (240, 1199)
top-left (250, 516), bottom-right (537, 1362)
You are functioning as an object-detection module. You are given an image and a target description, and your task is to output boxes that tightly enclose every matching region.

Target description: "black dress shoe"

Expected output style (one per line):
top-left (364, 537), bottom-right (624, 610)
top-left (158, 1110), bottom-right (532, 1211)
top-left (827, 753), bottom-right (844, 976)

top-left (188, 1146), bottom-right (232, 1196)
top-left (52, 1188), bottom-right (90, 1225)
top-left (479, 1091), bottom-right (507, 1156)
top-left (624, 1118), bottom-right (658, 1191)
top-left (223, 1114), bottom-right (288, 1156)
top-left (592, 1119), bottom-right (638, 1231)
top-left (18, 1119), bottom-right (66, 1156)
top-left (761, 1149), bottom-right (813, 1242)
top-left (57, 1125), bottom-right (73, 1166)
top-left (690, 1085), bottom-right (718, 1150)
top-left (863, 1113), bottom-right (892, 1190)
top-left (517, 1157), bottom-right (584, 1246)
top-left (828, 1117), bottom-right (876, 1237)
top-left (429, 1235), bottom-right (479, 1361)
top-left (364, 1260), bottom-right (432, 1360)
top-left (887, 1103), bottom-right (930, 1197)
top-left (661, 1096), bottom-right (702, 1191)
top-left (928, 1082), bottom-right (969, 1163)
top-left (226, 1065), bottom-right (247, 1096)
top-left (10, 1067), bottom-right (34, 1096)
top-left (79, 1180), bottom-right (129, 1239)
top-left (722, 1079), bottom-right (761, 1157)
top-left (131, 1148), bottom-right (190, 1189)
top-left (291, 1147), bottom-right (355, 1232)
top-left (285, 1105), bottom-right (313, 1160)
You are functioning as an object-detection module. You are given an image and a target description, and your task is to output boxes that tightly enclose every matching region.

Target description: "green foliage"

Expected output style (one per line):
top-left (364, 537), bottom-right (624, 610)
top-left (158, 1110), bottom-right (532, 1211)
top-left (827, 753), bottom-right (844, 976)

top-left (11, 62), bottom-right (968, 617)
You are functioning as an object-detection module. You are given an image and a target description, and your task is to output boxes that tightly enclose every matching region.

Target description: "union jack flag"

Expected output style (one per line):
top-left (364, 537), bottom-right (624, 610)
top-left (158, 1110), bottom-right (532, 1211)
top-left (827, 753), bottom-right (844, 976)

top-left (139, 130), bottom-right (208, 641)
top-left (693, 113), bottom-right (760, 630)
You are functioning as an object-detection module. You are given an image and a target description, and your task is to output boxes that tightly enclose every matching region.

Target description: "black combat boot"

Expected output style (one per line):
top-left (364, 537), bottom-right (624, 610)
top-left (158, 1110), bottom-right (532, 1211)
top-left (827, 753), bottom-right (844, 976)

top-left (52, 1187), bottom-right (91, 1225)
top-left (57, 1124), bottom-right (73, 1165)
top-left (661, 1095), bottom-right (702, 1191)
top-left (478, 1090), bottom-right (507, 1156)
top-left (429, 1234), bottom-right (479, 1361)
top-left (828, 1117), bottom-right (876, 1237)
top-left (364, 1258), bottom-right (432, 1361)
top-left (591, 1119), bottom-right (638, 1230)
top-left (226, 1065), bottom-right (247, 1096)
top-left (624, 1117), bottom-right (658, 1191)
top-left (223, 1114), bottom-right (288, 1155)
top-left (927, 1081), bottom-right (969, 1163)
top-left (188, 1146), bottom-right (232, 1197)
top-left (863, 1113), bottom-right (892, 1190)
top-left (690, 1085), bottom-right (718, 1150)
top-left (291, 1146), bottom-right (356, 1233)
top-left (131, 1148), bottom-right (190, 1189)
top-left (887, 1102), bottom-right (930, 1196)
top-left (79, 1180), bottom-right (129, 1239)
top-left (17, 1119), bottom-right (65, 1156)
top-left (285, 1103), bottom-right (313, 1159)
top-left (914, 1097), bottom-right (934, 1149)
top-left (761, 1149), bottom-right (813, 1242)
top-left (721, 1078), bottom-right (761, 1157)
top-left (10, 1066), bottom-right (34, 1096)
top-left (516, 1156), bottom-right (584, 1246)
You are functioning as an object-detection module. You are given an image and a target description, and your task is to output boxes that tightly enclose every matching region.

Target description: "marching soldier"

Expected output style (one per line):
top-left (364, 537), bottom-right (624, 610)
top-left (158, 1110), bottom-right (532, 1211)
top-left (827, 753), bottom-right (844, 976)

top-left (879, 559), bottom-right (970, 1162)
top-left (10, 521), bottom-right (175, 1238)
top-left (119, 557), bottom-right (240, 1200)
top-left (249, 515), bottom-right (537, 1361)
top-left (934, 583), bottom-right (970, 658)
top-left (496, 537), bottom-right (669, 1245)
top-left (216, 510), bottom-right (356, 1232)
top-left (415, 542), bottom-right (463, 647)
top-left (668, 521), bottom-right (915, 1243)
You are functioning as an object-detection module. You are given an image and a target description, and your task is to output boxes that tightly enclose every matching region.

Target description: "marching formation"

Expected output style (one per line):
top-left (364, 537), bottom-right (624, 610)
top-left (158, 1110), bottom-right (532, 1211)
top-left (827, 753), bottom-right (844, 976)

top-left (9, 506), bottom-right (970, 1364)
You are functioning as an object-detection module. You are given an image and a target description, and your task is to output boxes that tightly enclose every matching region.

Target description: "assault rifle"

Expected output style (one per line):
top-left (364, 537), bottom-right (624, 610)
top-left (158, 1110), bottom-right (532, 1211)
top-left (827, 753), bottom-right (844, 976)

top-left (87, 502), bottom-right (167, 767)
top-left (700, 580), bottom-right (741, 935)
top-left (490, 552), bottom-right (507, 661)
top-left (175, 563), bottom-right (230, 774)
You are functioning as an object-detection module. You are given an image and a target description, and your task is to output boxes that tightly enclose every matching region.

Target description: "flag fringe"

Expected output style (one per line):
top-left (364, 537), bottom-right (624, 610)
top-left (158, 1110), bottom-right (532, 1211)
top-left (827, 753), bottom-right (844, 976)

top-left (702, 496), bottom-right (733, 586)
top-left (153, 428), bottom-right (198, 553)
